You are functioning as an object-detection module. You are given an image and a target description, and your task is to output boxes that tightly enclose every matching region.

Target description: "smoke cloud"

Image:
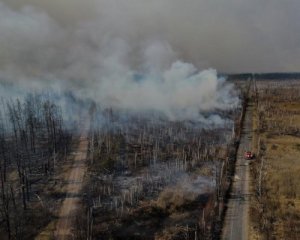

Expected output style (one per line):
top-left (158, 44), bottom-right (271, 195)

top-left (3, 0), bottom-right (300, 73)
top-left (0, 0), bottom-right (249, 121)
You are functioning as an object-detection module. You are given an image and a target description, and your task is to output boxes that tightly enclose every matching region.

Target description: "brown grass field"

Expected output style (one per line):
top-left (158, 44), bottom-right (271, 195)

top-left (249, 80), bottom-right (300, 239)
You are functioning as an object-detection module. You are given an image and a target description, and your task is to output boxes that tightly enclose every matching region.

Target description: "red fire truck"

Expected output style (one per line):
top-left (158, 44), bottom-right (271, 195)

top-left (244, 151), bottom-right (254, 160)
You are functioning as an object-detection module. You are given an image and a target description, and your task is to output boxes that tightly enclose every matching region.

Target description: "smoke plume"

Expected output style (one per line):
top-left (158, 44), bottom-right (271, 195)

top-left (0, 1), bottom-right (244, 121)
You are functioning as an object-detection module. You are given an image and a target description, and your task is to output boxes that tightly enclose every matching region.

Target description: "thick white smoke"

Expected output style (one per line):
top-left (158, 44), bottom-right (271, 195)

top-left (0, 1), bottom-right (240, 122)
top-left (91, 61), bottom-right (238, 120)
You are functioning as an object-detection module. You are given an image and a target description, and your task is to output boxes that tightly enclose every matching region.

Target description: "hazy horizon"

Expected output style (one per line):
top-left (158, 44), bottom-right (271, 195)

top-left (2, 0), bottom-right (300, 73)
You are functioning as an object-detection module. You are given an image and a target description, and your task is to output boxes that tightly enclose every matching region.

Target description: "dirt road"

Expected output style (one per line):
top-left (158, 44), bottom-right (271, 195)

top-left (222, 103), bottom-right (253, 240)
top-left (54, 134), bottom-right (89, 240)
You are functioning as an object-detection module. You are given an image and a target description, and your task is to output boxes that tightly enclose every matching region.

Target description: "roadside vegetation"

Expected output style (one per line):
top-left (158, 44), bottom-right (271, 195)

top-left (250, 80), bottom-right (300, 239)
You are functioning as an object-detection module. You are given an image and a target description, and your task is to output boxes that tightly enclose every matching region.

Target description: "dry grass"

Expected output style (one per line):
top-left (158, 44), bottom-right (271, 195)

top-left (250, 85), bottom-right (300, 240)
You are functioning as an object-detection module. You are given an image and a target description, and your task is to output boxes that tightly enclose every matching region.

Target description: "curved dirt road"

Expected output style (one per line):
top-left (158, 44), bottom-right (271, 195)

top-left (222, 103), bottom-right (253, 240)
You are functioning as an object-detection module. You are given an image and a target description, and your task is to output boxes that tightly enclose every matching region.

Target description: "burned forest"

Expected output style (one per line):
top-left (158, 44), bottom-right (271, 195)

top-left (0, 94), bottom-right (72, 239)
top-left (0, 84), bottom-right (244, 239)
top-left (81, 105), bottom-right (241, 239)
top-left (2, 1), bottom-right (300, 239)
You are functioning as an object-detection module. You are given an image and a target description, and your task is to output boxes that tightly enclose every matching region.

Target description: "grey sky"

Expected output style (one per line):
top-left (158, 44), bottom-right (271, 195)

top-left (2, 0), bottom-right (300, 73)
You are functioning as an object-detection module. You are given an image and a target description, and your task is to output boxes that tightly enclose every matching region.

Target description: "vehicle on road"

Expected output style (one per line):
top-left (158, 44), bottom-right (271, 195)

top-left (244, 151), bottom-right (254, 160)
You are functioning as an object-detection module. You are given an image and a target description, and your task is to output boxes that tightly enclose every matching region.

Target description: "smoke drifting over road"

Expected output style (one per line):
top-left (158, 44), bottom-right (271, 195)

top-left (0, 1), bottom-right (243, 121)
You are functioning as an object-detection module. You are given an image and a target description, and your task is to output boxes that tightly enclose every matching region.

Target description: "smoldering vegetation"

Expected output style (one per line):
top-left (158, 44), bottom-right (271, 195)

top-left (1, 0), bottom-right (300, 239)
top-left (0, 85), bottom-right (242, 239)
top-left (73, 101), bottom-right (242, 239)
top-left (0, 1), bottom-right (245, 239)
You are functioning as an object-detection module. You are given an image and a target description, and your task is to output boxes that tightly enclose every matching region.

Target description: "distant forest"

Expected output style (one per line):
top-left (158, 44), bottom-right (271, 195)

top-left (224, 72), bottom-right (300, 80)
